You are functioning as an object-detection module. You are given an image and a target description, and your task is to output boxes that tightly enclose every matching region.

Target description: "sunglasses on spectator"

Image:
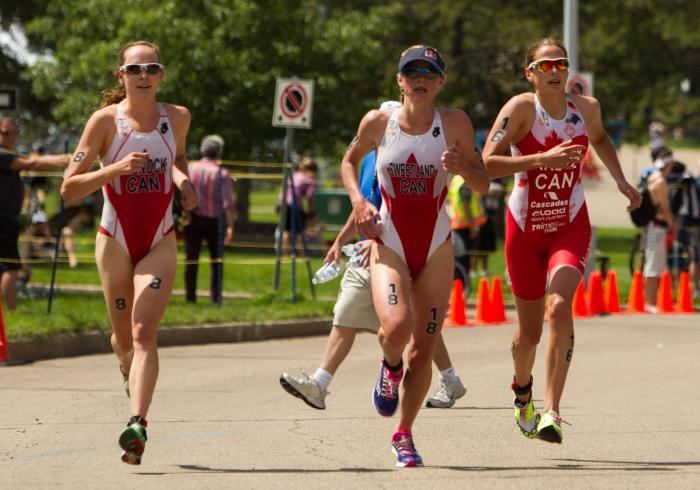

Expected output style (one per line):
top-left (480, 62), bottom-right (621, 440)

top-left (119, 63), bottom-right (164, 75)
top-left (528, 58), bottom-right (570, 73)
top-left (401, 66), bottom-right (442, 80)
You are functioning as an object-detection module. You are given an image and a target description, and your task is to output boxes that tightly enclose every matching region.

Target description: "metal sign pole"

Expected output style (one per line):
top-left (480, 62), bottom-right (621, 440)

top-left (564, 0), bottom-right (579, 73)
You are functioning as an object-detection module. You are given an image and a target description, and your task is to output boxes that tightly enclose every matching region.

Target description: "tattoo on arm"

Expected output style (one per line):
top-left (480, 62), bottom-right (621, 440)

top-left (490, 130), bottom-right (505, 143)
top-left (501, 117), bottom-right (510, 130)
top-left (387, 283), bottom-right (398, 305)
top-left (115, 298), bottom-right (127, 310)
top-left (73, 151), bottom-right (85, 163)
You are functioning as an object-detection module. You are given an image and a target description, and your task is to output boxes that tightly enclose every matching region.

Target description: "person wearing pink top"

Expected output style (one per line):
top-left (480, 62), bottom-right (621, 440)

top-left (280, 157), bottom-right (318, 255)
top-left (184, 134), bottom-right (236, 303)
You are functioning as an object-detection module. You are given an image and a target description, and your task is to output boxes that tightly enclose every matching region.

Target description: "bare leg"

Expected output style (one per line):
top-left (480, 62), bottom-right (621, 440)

top-left (319, 326), bottom-right (357, 375)
top-left (371, 244), bottom-right (414, 367)
top-left (644, 276), bottom-right (660, 307)
top-left (544, 266), bottom-right (581, 414)
top-left (396, 241), bottom-right (453, 432)
top-left (62, 227), bottom-right (78, 268)
top-left (95, 234), bottom-right (134, 374)
top-left (129, 235), bottom-right (176, 417)
top-left (432, 333), bottom-right (451, 371)
top-left (0, 270), bottom-right (17, 311)
top-left (512, 296), bottom-right (545, 402)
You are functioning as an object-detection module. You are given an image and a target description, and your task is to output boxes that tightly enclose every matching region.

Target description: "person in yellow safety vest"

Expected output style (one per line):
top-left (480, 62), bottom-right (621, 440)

top-left (447, 175), bottom-right (486, 296)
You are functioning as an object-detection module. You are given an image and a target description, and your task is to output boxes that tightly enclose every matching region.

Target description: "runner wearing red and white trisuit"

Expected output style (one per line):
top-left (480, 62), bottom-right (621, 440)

top-left (100, 102), bottom-right (176, 264)
top-left (483, 38), bottom-right (640, 445)
top-left (506, 94), bottom-right (591, 300)
top-left (376, 108), bottom-right (452, 278)
top-left (342, 45), bottom-right (488, 468)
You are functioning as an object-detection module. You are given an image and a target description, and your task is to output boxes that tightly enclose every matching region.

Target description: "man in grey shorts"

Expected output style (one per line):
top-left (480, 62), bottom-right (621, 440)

top-left (280, 206), bottom-right (467, 409)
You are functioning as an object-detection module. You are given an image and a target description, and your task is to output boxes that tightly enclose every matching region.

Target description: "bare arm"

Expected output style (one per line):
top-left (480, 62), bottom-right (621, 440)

top-left (340, 110), bottom-right (386, 238)
top-left (650, 177), bottom-right (674, 226)
top-left (167, 104), bottom-right (198, 211)
top-left (440, 109), bottom-right (489, 194)
top-left (575, 94), bottom-right (641, 211)
top-left (482, 95), bottom-right (585, 178)
top-left (60, 108), bottom-right (148, 203)
top-left (10, 153), bottom-right (69, 172)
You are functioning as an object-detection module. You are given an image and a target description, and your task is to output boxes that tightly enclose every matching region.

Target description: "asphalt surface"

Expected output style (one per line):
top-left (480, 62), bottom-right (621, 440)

top-left (2, 313), bottom-right (699, 489)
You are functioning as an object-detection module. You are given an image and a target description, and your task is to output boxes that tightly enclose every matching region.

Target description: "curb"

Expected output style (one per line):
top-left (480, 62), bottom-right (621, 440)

top-left (7, 318), bottom-right (332, 363)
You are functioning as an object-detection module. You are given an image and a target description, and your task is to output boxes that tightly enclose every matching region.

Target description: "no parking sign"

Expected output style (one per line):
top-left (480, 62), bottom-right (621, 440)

top-left (272, 78), bottom-right (314, 129)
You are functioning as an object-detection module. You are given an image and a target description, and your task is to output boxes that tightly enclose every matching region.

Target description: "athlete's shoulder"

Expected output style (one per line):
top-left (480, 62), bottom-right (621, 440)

top-left (507, 93), bottom-right (536, 111)
top-left (85, 105), bottom-right (117, 133)
top-left (359, 108), bottom-right (391, 135)
top-left (568, 94), bottom-right (600, 112)
top-left (162, 103), bottom-right (191, 122)
top-left (438, 107), bottom-right (473, 133)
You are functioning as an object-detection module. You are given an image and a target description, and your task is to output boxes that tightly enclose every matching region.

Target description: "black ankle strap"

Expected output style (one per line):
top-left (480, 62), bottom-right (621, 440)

top-left (128, 415), bottom-right (147, 427)
top-left (511, 375), bottom-right (533, 396)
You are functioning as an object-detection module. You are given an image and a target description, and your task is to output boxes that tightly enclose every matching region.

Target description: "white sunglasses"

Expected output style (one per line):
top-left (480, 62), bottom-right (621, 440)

top-left (119, 63), bottom-right (164, 75)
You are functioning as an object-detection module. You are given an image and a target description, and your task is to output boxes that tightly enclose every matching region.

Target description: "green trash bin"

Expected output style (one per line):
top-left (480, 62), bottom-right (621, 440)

top-left (314, 189), bottom-right (353, 226)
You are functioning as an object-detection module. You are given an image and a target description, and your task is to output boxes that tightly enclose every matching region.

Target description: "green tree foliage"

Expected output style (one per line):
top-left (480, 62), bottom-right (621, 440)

top-left (26, 0), bottom-right (405, 159)
top-left (21, 0), bottom-right (700, 153)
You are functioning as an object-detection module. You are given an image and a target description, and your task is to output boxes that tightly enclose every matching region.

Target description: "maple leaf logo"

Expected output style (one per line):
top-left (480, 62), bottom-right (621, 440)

top-left (544, 130), bottom-right (563, 148)
top-left (518, 178), bottom-right (528, 188)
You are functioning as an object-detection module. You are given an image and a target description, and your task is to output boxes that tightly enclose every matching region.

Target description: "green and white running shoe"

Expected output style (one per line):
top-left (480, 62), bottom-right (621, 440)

top-left (514, 398), bottom-right (540, 439)
top-left (119, 366), bottom-right (130, 399)
top-left (119, 416), bottom-right (147, 465)
top-left (536, 410), bottom-right (563, 444)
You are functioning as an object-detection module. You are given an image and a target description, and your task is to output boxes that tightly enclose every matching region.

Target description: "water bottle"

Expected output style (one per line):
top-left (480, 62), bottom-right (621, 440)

top-left (341, 243), bottom-right (363, 268)
top-left (312, 261), bottom-right (345, 284)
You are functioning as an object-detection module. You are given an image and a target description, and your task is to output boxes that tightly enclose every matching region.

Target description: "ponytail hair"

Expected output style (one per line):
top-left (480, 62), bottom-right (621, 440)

top-left (100, 40), bottom-right (162, 108)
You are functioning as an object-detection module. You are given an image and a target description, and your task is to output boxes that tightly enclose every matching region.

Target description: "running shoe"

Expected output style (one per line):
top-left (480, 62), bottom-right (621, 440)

top-left (279, 371), bottom-right (327, 410)
top-left (119, 366), bottom-right (130, 399)
top-left (425, 376), bottom-right (467, 408)
top-left (391, 431), bottom-right (423, 468)
top-left (119, 416), bottom-right (147, 465)
top-left (536, 410), bottom-right (563, 444)
top-left (372, 360), bottom-right (403, 417)
top-left (514, 397), bottom-right (540, 439)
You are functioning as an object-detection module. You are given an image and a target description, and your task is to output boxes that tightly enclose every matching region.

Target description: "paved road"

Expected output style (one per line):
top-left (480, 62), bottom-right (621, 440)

top-left (2, 314), bottom-right (699, 489)
top-left (585, 145), bottom-right (700, 228)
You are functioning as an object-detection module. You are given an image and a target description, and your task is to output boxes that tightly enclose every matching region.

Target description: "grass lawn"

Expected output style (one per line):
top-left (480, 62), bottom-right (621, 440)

top-left (5, 292), bottom-right (333, 340)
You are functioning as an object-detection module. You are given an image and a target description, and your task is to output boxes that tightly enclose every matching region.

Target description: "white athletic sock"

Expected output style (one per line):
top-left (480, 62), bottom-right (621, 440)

top-left (440, 366), bottom-right (459, 384)
top-left (311, 368), bottom-right (333, 391)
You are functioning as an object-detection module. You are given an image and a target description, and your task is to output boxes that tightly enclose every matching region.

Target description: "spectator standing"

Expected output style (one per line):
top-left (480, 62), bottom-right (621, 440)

top-left (0, 117), bottom-right (68, 310)
top-left (280, 157), bottom-right (318, 256)
top-left (644, 156), bottom-right (675, 312)
top-left (184, 134), bottom-right (236, 303)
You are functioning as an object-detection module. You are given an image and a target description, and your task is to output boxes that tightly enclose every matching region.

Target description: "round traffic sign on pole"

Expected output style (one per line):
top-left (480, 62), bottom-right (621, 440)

top-left (279, 83), bottom-right (308, 119)
top-left (272, 78), bottom-right (315, 129)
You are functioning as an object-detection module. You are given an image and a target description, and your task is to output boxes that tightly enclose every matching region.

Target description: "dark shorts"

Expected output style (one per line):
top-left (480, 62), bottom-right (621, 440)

top-left (283, 205), bottom-right (306, 232)
top-left (476, 218), bottom-right (497, 253)
top-left (0, 215), bottom-right (21, 272)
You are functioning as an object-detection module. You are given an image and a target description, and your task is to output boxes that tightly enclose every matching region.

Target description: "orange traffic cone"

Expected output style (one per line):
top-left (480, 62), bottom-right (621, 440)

top-left (572, 280), bottom-right (590, 318)
top-left (0, 301), bottom-right (7, 363)
top-left (474, 277), bottom-right (491, 324)
top-left (656, 271), bottom-right (674, 313)
top-left (676, 271), bottom-right (694, 313)
top-left (587, 271), bottom-right (606, 315)
top-left (604, 270), bottom-right (621, 313)
top-left (626, 271), bottom-right (646, 313)
top-left (489, 276), bottom-right (507, 323)
top-left (445, 279), bottom-right (468, 327)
